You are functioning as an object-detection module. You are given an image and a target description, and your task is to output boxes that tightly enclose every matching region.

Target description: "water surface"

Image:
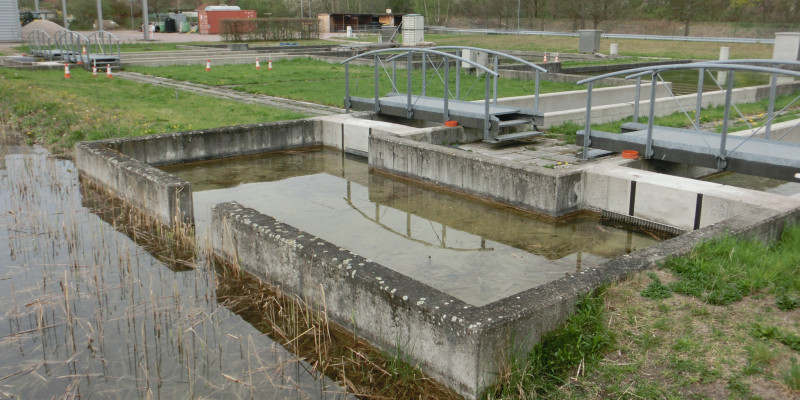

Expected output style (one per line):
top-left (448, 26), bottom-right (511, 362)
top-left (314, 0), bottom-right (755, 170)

top-left (164, 148), bottom-right (661, 307)
top-left (0, 146), bottom-right (348, 399)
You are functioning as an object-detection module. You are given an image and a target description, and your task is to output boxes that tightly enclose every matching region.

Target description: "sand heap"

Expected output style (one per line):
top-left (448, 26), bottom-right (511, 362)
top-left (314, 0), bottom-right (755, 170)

top-left (21, 20), bottom-right (66, 40)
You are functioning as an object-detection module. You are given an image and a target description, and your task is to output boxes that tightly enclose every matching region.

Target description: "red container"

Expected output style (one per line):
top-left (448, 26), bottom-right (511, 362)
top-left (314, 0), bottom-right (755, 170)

top-left (198, 10), bottom-right (257, 34)
top-left (621, 150), bottom-right (639, 159)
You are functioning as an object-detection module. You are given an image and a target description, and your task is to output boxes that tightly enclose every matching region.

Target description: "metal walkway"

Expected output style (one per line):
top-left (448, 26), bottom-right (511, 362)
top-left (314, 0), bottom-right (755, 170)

top-left (578, 124), bottom-right (800, 181)
top-left (576, 61), bottom-right (800, 181)
top-left (341, 47), bottom-right (547, 143)
top-left (27, 29), bottom-right (121, 67)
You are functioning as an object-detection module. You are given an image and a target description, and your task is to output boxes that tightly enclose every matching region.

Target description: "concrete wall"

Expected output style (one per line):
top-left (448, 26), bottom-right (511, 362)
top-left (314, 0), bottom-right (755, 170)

top-left (492, 82), bottom-right (672, 114)
top-left (75, 119), bottom-right (320, 227)
top-left (210, 182), bottom-right (800, 400)
top-left (75, 141), bottom-right (194, 226)
top-left (731, 117), bottom-right (800, 143)
top-left (369, 133), bottom-right (582, 216)
top-left (582, 158), bottom-right (800, 231)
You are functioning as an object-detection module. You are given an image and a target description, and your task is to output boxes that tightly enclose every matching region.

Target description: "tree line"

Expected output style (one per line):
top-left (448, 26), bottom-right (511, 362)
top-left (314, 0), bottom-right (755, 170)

top-left (18, 0), bottom-right (800, 35)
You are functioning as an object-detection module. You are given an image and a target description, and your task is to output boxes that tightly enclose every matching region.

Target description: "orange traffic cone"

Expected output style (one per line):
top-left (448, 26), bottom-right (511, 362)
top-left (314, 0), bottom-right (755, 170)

top-left (255, 57), bottom-right (260, 70)
top-left (64, 63), bottom-right (71, 79)
top-left (206, 59), bottom-right (211, 71)
top-left (555, 53), bottom-right (560, 62)
top-left (106, 64), bottom-right (112, 79)
top-left (92, 64), bottom-right (97, 77)
top-left (268, 56), bottom-right (272, 71)
top-left (78, 46), bottom-right (85, 64)
top-left (543, 52), bottom-right (548, 63)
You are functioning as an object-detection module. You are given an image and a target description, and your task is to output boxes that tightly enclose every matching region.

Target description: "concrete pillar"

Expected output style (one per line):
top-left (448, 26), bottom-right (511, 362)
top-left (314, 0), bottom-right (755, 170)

top-left (773, 32), bottom-right (800, 61)
top-left (610, 43), bottom-right (618, 56)
top-left (717, 46), bottom-right (730, 85)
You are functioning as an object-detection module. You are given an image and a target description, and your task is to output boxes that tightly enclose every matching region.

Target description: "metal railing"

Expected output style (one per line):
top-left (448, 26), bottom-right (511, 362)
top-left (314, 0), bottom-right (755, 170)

top-left (340, 47), bottom-right (547, 139)
top-left (576, 61), bottom-right (800, 168)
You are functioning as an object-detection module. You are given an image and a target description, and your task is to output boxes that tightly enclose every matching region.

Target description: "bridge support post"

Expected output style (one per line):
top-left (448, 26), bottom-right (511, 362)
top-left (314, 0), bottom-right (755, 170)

top-left (444, 57), bottom-right (450, 122)
top-left (694, 68), bottom-right (704, 128)
top-left (766, 72), bottom-right (777, 139)
top-left (422, 54), bottom-right (427, 96)
top-left (645, 71), bottom-right (658, 159)
top-left (392, 60), bottom-right (397, 93)
top-left (633, 77), bottom-right (641, 123)
top-left (374, 56), bottom-right (380, 113)
top-left (407, 52), bottom-right (413, 118)
top-left (493, 56), bottom-right (499, 105)
top-left (455, 50), bottom-right (461, 100)
top-left (534, 70), bottom-right (540, 111)
top-left (718, 69), bottom-right (735, 170)
top-left (344, 63), bottom-right (351, 112)
top-left (484, 75), bottom-right (491, 141)
top-left (582, 82), bottom-right (593, 160)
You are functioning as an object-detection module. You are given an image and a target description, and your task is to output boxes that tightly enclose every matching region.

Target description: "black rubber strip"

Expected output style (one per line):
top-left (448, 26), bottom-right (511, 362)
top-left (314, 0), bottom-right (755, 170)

top-left (694, 193), bottom-right (704, 230)
top-left (629, 181), bottom-right (637, 216)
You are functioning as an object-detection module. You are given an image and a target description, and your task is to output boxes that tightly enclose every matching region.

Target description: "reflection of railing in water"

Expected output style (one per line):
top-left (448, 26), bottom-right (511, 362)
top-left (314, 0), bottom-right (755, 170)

top-left (343, 181), bottom-right (493, 252)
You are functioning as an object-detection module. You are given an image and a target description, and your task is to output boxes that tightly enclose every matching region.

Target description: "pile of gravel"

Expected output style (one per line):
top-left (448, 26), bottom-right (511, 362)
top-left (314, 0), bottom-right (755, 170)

top-left (21, 20), bottom-right (66, 40)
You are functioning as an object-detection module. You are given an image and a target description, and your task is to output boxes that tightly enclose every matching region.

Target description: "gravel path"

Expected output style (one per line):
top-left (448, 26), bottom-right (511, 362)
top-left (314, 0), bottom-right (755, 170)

top-left (118, 71), bottom-right (344, 116)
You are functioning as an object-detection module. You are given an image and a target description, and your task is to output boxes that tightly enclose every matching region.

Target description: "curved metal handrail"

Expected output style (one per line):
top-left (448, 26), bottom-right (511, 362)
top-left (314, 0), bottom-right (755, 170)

top-left (27, 29), bottom-right (52, 60)
top-left (577, 61), bottom-right (800, 168)
top-left (386, 46), bottom-right (548, 108)
top-left (340, 47), bottom-right (498, 76)
top-left (423, 46), bottom-right (548, 73)
top-left (576, 62), bottom-right (800, 85)
top-left (54, 30), bottom-right (91, 64)
top-left (87, 31), bottom-right (122, 66)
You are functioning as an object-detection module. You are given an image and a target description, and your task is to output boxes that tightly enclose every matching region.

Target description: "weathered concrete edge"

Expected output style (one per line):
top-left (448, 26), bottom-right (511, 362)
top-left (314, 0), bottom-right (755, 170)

top-left (75, 140), bottom-right (193, 226)
top-left (211, 201), bottom-right (487, 398)
top-left (368, 132), bottom-right (582, 217)
top-left (74, 119), bottom-right (321, 227)
top-left (209, 195), bottom-right (800, 400)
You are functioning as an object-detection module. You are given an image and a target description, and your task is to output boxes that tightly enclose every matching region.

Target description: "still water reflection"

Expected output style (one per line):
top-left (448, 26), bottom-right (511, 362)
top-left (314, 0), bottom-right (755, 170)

top-left (163, 148), bottom-right (661, 307)
top-left (0, 146), bottom-right (349, 399)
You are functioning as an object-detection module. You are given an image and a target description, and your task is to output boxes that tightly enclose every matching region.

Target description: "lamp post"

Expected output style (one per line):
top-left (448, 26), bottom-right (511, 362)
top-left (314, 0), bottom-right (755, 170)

top-left (517, 0), bottom-right (520, 31)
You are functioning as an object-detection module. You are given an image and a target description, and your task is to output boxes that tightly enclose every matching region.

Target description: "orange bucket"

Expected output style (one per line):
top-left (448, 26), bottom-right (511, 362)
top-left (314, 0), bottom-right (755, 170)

top-left (444, 120), bottom-right (458, 127)
top-left (621, 150), bottom-right (639, 159)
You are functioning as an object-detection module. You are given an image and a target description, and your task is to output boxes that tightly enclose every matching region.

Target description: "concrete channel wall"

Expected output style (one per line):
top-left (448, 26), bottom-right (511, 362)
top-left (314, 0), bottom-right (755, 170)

top-left (75, 119), bottom-right (319, 226)
top-left (493, 82), bottom-right (673, 113)
top-left (583, 158), bottom-right (800, 231)
top-left (77, 114), bottom-right (800, 399)
top-left (369, 132), bottom-right (583, 217)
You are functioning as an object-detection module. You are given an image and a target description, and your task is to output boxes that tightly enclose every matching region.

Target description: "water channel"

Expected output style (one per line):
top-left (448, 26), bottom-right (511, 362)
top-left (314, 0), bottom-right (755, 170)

top-left (163, 148), bottom-right (662, 308)
top-left (0, 145), bottom-right (349, 399)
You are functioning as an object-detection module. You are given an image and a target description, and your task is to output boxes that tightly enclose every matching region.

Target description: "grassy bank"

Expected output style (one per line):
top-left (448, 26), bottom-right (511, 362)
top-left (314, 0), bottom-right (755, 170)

top-left (490, 226), bottom-right (800, 399)
top-left (426, 34), bottom-right (774, 60)
top-left (127, 58), bottom-right (583, 107)
top-left (0, 67), bottom-right (305, 156)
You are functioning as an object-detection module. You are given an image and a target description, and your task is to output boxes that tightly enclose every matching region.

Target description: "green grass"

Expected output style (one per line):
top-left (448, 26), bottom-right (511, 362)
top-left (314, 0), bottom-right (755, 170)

top-left (0, 67), bottom-right (305, 155)
top-left (486, 288), bottom-right (614, 398)
top-left (661, 226), bottom-right (800, 306)
top-left (484, 225), bottom-right (800, 399)
top-left (426, 34), bottom-right (774, 60)
top-left (127, 58), bottom-right (584, 107)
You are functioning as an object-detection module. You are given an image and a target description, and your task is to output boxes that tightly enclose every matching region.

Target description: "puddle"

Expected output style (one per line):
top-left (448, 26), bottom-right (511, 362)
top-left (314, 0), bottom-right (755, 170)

top-left (0, 146), bottom-right (348, 399)
top-left (163, 148), bottom-right (661, 307)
